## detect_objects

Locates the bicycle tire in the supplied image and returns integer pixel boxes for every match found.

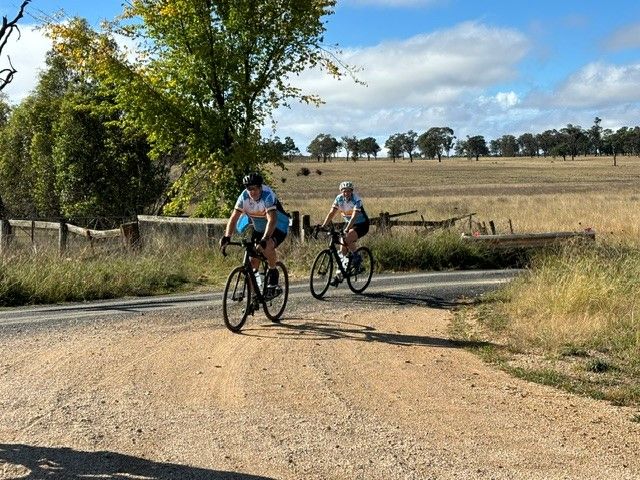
[263,261,289,322]
[222,266,251,332]
[346,246,374,294]
[309,249,333,299]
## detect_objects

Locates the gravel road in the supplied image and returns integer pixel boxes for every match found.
[1,293,639,479]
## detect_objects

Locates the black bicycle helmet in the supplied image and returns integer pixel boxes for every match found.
[242,172,263,187]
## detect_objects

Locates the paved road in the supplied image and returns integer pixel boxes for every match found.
[0,269,519,329]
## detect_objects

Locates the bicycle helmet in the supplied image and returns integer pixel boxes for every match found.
[243,172,263,188]
[339,181,354,191]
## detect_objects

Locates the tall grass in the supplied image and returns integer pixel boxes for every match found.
[499,244,640,357]
[460,242,640,406]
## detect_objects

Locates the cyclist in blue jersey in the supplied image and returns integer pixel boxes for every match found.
[320,181,370,285]
[219,172,289,291]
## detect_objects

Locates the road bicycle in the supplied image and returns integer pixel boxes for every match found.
[309,224,374,299]
[221,239,289,332]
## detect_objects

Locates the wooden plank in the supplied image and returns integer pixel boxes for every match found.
[64,224,120,239]
[137,215,227,226]
[9,219,60,230]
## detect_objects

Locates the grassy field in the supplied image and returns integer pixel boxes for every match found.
[271,156,640,243]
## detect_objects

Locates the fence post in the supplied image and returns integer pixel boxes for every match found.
[377,212,390,234]
[0,219,12,254]
[301,214,311,242]
[58,221,68,255]
[290,211,300,239]
[489,220,496,235]
[121,222,141,251]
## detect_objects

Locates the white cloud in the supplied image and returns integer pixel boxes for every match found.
[291,21,529,111]
[271,21,529,150]
[603,22,640,51]
[1,24,51,104]
[537,62,640,108]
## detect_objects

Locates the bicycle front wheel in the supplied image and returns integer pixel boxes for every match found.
[347,246,374,294]
[222,266,251,332]
[263,261,289,322]
[309,249,333,299]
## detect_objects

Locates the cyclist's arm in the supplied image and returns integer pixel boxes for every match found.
[262,209,277,241]
[224,209,243,237]
[321,206,338,227]
[344,208,359,232]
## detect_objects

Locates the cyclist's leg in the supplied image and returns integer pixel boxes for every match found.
[265,229,287,289]
[249,230,262,271]
[348,221,369,268]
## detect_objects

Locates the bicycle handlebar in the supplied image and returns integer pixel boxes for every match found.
[220,239,261,258]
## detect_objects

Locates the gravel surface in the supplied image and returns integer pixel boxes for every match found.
[1,301,639,479]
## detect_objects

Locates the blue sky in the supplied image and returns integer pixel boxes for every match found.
[3,0,640,154]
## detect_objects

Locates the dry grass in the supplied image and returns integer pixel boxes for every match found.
[271,156,640,242]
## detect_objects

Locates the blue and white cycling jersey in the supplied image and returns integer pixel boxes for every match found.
[234,185,289,233]
[332,192,368,224]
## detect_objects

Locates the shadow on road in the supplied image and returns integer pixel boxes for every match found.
[354,291,479,309]
[0,444,274,480]
[245,318,491,349]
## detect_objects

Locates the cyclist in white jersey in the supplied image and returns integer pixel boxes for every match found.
[320,181,370,285]
[219,172,289,290]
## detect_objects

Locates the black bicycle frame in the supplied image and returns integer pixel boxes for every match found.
[320,226,352,278]
[225,240,267,303]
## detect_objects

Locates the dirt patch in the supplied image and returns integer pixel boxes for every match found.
[1,305,639,479]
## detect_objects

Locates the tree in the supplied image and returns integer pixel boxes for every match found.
[588,117,603,156]
[417,127,455,162]
[517,133,538,157]
[466,135,489,161]
[400,130,418,162]
[384,133,404,162]
[0,50,167,221]
[0,1,30,91]
[358,136,380,160]
[496,134,518,157]
[307,133,338,162]
[282,137,300,160]
[341,136,358,161]
[560,124,586,160]
[48,1,348,216]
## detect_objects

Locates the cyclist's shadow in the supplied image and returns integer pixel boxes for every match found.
[264,318,490,348]
[0,443,275,480]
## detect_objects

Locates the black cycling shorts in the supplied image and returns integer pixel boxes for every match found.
[252,228,287,248]
[348,220,369,239]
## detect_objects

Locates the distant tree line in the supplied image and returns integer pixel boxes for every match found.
[302,117,640,166]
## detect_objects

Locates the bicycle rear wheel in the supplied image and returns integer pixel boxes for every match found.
[222,266,251,332]
[309,249,333,299]
[346,246,374,294]
[263,261,289,322]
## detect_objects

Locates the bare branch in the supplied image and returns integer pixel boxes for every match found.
[0,0,31,91]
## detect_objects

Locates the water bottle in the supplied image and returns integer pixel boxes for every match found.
[254,269,264,290]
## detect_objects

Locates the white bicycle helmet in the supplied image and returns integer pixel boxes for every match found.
[339,181,354,191]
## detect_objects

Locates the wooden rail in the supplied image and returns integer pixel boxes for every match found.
[1,218,131,255]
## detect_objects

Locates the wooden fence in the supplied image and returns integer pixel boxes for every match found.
[0,211,596,255]
[0,218,135,255]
